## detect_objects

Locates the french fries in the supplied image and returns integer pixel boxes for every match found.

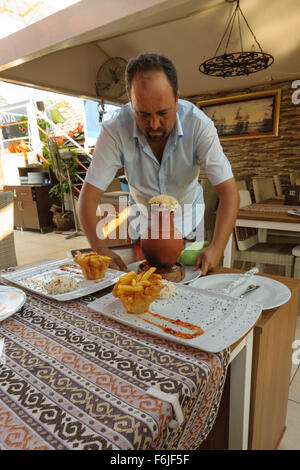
[141,267,156,280]
[118,271,136,283]
[74,251,111,280]
[112,267,163,314]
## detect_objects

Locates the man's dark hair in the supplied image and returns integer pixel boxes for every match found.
[125,53,178,99]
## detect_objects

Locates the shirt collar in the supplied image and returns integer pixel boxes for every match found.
[175,112,183,138]
[133,119,141,140]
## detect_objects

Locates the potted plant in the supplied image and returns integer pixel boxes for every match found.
[45,145,79,231]
[18,106,80,231]
[50,203,75,231]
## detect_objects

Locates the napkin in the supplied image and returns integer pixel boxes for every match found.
[147,385,184,426]
[221,267,259,294]
[178,241,209,265]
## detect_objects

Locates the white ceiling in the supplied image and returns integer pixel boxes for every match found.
[0,0,299,101]
[0,0,80,39]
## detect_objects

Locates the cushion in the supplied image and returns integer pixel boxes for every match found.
[292,245,300,256]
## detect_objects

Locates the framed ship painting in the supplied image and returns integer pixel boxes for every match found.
[196,89,281,141]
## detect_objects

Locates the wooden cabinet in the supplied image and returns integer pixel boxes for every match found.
[199,268,300,450]
[248,275,300,449]
[3,185,56,233]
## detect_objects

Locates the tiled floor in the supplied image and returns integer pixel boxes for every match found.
[278,315,300,450]
[13,228,91,266]
[11,229,300,450]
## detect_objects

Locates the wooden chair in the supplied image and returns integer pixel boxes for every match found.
[236,179,247,190]
[292,245,300,278]
[252,177,275,203]
[0,191,17,269]
[290,171,300,185]
[251,176,300,244]
[232,190,295,276]
[200,178,218,243]
[239,189,252,207]
[273,175,283,196]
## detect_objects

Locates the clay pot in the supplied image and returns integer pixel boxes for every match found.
[140,209,183,268]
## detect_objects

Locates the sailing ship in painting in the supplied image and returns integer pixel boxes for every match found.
[202,96,274,137]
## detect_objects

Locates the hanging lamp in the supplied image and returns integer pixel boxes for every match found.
[199,0,274,78]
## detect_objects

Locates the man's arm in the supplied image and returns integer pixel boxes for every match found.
[78,181,128,271]
[194,177,239,275]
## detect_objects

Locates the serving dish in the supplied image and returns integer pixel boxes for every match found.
[192,273,291,310]
[2,258,123,301]
[87,284,262,352]
[0,286,27,321]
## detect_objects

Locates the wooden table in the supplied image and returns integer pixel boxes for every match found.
[223,197,300,268]
[0,263,230,451]
[199,267,300,450]
[2,250,298,450]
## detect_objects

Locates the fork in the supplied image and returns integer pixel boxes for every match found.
[181,270,202,285]
[239,284,260,298]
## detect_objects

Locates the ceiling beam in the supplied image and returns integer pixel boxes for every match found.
[0,0,194,72]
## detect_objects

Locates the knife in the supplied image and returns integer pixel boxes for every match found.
[221,267,259,294]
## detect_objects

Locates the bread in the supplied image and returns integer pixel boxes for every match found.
[149,194,179,212]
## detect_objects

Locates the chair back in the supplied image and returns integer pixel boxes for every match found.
[252,177,275,203]
[273,175,283,196]
[236,179,247,190]
[200,178,218,242]
[0,191,17,269]
[290,171,300,185]
[239,189,252,207]
[234,190,258,251]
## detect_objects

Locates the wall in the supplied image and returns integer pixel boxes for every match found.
[188,79,300,190]
[0,151,38,186]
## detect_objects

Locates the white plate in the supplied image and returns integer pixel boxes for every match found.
[127,260,202,285]
[0,286,26,321]
[2,258,123,301]
[87,285,262,353]
[191,274,291,310]
[288,209,300,217]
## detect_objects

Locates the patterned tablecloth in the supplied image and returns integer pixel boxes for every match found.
[0,276,229,451]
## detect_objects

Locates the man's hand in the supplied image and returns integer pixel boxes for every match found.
[96,246,129,272]
[193,244,223,276]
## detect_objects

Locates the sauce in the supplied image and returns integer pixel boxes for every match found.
[59,264,82,275]
[143,311,204,339]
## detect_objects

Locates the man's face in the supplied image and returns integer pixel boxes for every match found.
[131,70,179,142]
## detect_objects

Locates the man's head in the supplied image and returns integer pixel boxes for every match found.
[125,53,179,142]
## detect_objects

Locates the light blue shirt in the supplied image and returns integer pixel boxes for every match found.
[86,99,233,237]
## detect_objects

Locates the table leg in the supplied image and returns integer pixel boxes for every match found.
[223,232,233,268]
[228,329,253,450]
[258,228,268,242]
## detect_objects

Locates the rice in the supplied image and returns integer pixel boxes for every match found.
[158,280,178,299]
[45,275,78,295]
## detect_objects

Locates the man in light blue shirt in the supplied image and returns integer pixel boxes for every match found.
[79,53,239,274]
